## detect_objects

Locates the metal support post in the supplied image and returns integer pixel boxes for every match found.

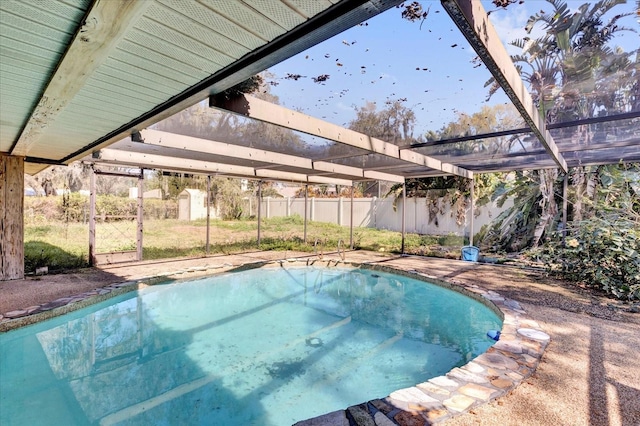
[469,176,475,247]
[401,181,406,255]
[257,180,262,248]
[136,169,144,261]
[350,186,354,249]
[206,175,211,255]
[89,167,96,266]
[303,184,308,244]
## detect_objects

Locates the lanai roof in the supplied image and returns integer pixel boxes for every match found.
[1,0,638,182]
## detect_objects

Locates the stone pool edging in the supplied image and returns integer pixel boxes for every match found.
[0,257,550,426]
[0,262,237,332]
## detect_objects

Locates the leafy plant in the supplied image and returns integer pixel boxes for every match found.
[385,173,504,227]
[211,178,244,220]
[536,216,640,300]
[530,163,640,299]
[59,192,89,222]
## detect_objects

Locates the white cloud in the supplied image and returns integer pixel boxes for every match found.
[488,6,545,55]
[378,72,398,82]
[335,101,353,112]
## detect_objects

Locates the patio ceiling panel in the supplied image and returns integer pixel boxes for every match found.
[197,0,294,40]
[9,0,152,158]
[286,1,341,18]
[20,0,257,161]
[0,0,90,153]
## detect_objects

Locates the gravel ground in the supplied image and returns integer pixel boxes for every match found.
[1,252,638,425]
[431,263,640,426]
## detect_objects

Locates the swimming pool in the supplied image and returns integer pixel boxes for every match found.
[0,265,502,425]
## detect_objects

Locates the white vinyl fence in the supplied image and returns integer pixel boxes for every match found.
[249,196,511,237]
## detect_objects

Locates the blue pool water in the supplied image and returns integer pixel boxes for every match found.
[0,266,501,425]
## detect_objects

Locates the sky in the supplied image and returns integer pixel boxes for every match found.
[264,0,640,140]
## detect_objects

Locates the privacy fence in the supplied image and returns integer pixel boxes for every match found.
[246,196,510,237]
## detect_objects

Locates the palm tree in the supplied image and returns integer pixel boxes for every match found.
[480,0,638,250]
[510,0,636,119]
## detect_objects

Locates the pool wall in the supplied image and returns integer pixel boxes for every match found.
[0,256,549,425]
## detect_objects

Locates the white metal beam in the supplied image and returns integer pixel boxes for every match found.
[140,129,313,169]
[441,0,568,173]
[312,161,362,177]
[307,175,353,186]
[256,169,352,186]
[10,0,151,156]
[95,149,256,176]
[363,170,405,183]
[210,94,473,178]
[94,148,353,186]
[138,129,403,182]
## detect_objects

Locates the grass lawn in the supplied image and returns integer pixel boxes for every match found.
[24,216,466,273]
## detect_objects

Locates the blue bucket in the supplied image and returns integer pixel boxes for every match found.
[461,245,479,262]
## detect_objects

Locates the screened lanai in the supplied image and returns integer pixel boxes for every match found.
[1,0,638,279]
[85,0,639,183]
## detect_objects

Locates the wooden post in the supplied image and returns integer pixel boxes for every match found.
[89,167,96,266]
[0,155,24,280]
[206,175,211,255]
[136,170,144,261]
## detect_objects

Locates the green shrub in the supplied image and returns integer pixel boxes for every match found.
[96,194,137,218]
[26,195,179,224]
[537,216,640,300]
[59,192,89,222]
[25,197,62,223]
[143,199,178,219]
[437,233,465,246]
[24,241,87,273]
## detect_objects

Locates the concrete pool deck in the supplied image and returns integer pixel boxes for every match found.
[1,250,639,425]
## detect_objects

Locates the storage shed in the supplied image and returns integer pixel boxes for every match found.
[178,189,208,221]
